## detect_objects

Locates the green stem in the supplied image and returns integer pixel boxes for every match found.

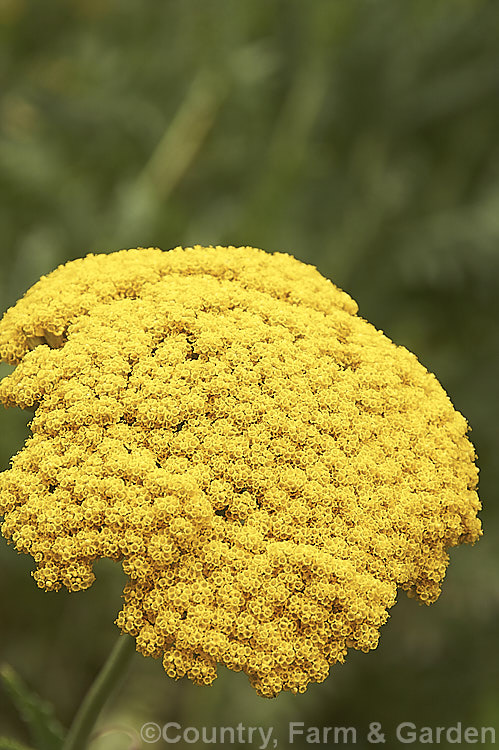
[62,634,136,750]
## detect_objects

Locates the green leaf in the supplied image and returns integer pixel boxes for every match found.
[0,738,35,750]
[0,665,64,750]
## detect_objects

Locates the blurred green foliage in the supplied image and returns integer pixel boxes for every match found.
[1,0,498,747]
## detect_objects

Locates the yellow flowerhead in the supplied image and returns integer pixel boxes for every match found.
[0,246,481,697]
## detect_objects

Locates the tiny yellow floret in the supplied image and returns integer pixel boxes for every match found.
[0,246,481,697]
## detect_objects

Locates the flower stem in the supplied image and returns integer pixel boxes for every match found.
[62,634,136,750]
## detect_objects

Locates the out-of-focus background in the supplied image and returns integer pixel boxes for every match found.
[1,1,498,747]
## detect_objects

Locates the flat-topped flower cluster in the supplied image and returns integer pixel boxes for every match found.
[0,246,481,697]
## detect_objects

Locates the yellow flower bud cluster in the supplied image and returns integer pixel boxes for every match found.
[0,246,481,697]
